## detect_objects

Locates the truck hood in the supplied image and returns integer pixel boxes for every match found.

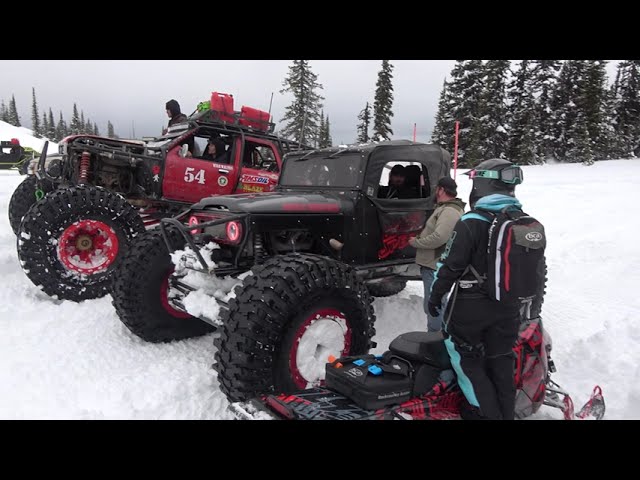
[60,134,146,146]
[192,191,343,214]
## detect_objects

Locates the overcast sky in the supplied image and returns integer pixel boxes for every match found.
[0,60,621,144]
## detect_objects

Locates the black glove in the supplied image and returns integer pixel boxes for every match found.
[427,298,441,318]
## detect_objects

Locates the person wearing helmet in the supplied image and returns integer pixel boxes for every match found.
[427,158,525,420]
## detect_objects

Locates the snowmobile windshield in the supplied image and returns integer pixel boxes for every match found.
[280,152,364,188]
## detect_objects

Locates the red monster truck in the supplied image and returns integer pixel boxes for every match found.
[13,92,308,302]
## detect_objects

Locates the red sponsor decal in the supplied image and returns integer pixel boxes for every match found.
[240,174,270,185]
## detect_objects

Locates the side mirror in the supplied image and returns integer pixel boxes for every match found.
[179,144,189,158]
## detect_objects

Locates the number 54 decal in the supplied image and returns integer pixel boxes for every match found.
[184,167,206,185]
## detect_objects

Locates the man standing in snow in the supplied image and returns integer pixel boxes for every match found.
[428,158,525,420]
[409,177,465,332]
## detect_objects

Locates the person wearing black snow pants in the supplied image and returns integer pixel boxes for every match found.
[442,296,520,419]
[428,158,526,420]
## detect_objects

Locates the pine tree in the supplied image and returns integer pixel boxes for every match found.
[530,60,562,160]
[94,122,100,136]
[42,112,49,139]
[317,114,332,148]
[580,60,609,160]
[0,100,8,123]
[279,60,325,146]
[566,110,594,164]
[356,102,371,143]
[47,108,56,140]
[85,119,93,136]
[107,120,115,138]
[325,116,332,148]
[80,111,86,134]
[508,60,539,164]
[613,60,640,158]
[317,113,326,148]
[70,104,81,135]
[446,60,486,166]
[480,60,510,159]
[431,79,455,151]
[9,94,21,127]
[55,111,67,142]
[549,60,589,161]
[31,87,41,137]
[372,60,394,141]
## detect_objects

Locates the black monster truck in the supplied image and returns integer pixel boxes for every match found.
[112,140,456,402]
[13,103,307,302]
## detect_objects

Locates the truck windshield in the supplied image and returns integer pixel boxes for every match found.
[280,152,363,188]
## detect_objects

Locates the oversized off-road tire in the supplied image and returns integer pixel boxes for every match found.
[214,254,377,403]
[8,175,55,235]
[112,228,215,342]
[17,186,145,302]
[366,278,408,298]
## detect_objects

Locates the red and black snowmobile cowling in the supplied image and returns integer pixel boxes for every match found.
[229,318,605,420]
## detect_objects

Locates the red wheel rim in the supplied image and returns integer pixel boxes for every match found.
[57,219,119,275]
[289,308,352,390]
[160,270,191,319]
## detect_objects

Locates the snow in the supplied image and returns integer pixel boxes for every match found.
[0,120,58,154]
[295,314,349,387]
[1,158,640,419]
[170,243,246,323]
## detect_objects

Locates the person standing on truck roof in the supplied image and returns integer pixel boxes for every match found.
[164,99,188,134]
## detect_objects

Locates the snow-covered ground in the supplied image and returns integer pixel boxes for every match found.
[1,135,639,418]
[0,121,57,153]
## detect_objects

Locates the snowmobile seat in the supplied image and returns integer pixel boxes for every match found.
[389,331,452,370]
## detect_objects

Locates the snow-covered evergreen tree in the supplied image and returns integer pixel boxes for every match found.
[55,111,66,142]
[613,60,640,157]
[372,60,394,141]
[41,112,48,139]
[566,110,594,164]
[47,108,56,140]
[9,95,21,127]
[508,60,539,164]
[581,60,609,159]
[446,60,485,166]
[94,122,100,136]
[70,104,81,135]
[80,111,86,134]
[480,60,510,159]
[549,61,582,161]
[279,60,325,146]
[107,120,115,138]
[431,79,455,151]
[0,100,8,123]
[356,102,371,143]
[323,115,332,147]
[317,113,326,148]
[530,60,561,160]
[31,88,41,137]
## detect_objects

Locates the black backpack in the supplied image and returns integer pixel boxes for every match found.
[471,208,546,303]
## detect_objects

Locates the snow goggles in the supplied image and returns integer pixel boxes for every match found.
[468,166,523,185]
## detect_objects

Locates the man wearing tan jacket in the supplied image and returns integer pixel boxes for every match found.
[409,177,465,331]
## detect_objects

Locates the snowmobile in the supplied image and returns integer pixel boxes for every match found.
[229,316,605,420]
